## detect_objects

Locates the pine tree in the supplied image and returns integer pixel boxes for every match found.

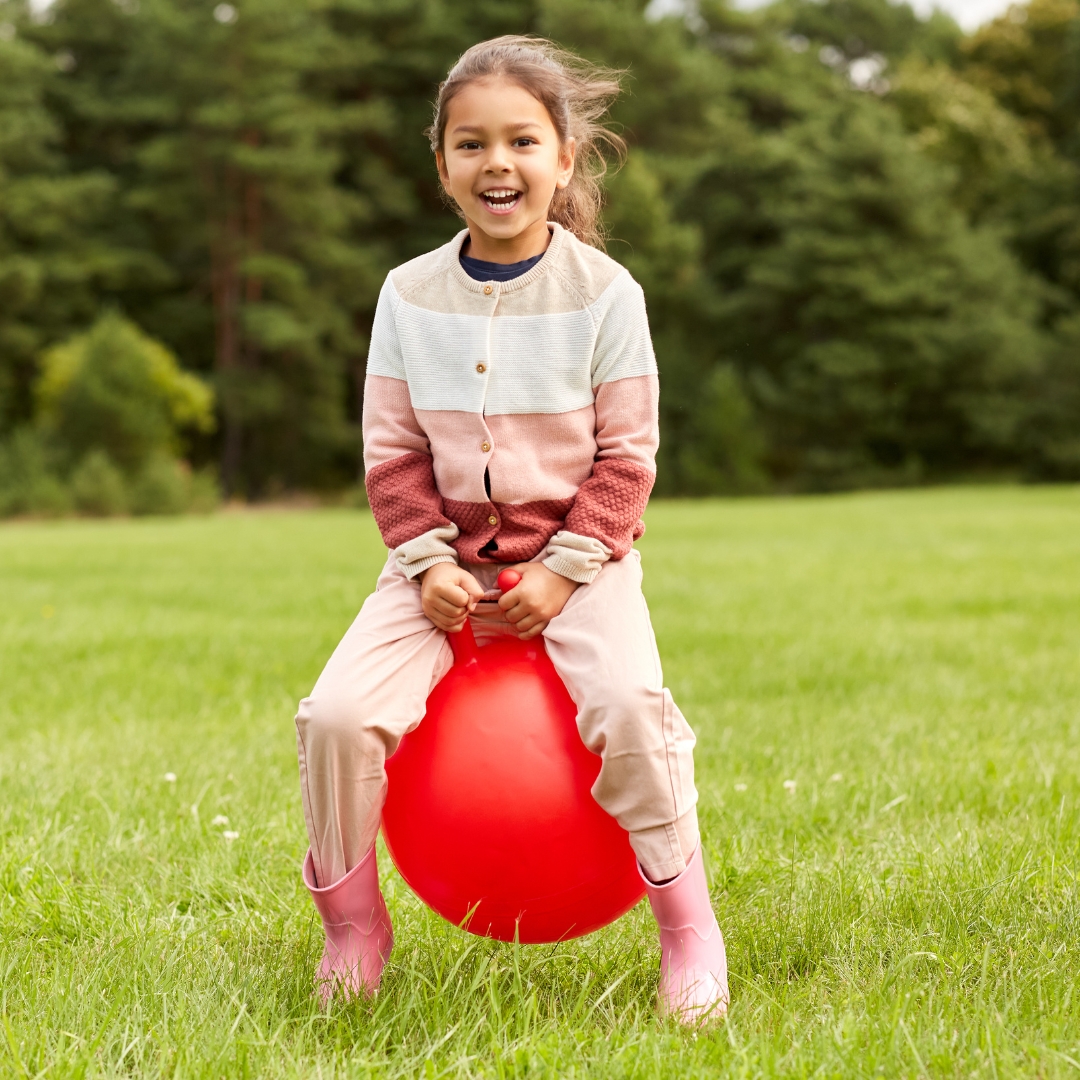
[668,4,1046,487]
[35,0,368,494]
[888,57,1036,222]
[6,0,1073,494]
[959,0,1080,477]
[0,8,120,435]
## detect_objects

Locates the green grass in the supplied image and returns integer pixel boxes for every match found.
[2,487,1079,1078]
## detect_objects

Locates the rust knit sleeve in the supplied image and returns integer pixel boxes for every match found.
[362,280,458,576]
[544,375,659,581]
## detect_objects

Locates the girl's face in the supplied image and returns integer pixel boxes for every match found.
[436,76,575,260]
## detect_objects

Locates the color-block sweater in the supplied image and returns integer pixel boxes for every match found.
[362,222,659,585]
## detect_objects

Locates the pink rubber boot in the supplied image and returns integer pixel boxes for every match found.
[302,845,393,1004]
[640,844,729,1024]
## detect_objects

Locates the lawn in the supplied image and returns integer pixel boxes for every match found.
[1,486,1079,1078]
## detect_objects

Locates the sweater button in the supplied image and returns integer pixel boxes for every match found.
[483,285,493,295]
[476,363,486,374]
[488,515,498,526]
[481,441,491,453]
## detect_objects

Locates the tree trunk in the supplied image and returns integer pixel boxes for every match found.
[209,159,244,495]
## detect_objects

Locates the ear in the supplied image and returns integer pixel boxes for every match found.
[555,137,576,191]
[435,150,454,196]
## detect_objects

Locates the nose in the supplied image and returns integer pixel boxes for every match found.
[484,143,512,173]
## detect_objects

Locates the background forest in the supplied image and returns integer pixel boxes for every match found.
[1,0,1079,510]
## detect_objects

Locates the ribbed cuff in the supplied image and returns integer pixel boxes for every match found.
[630,808,700,883]
[542,553,601,585]
[399,553,458,581]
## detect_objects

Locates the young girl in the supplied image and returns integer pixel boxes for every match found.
[294,35,728,1024]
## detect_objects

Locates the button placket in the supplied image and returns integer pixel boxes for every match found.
[476,282,497,393]
[478,283,498,511]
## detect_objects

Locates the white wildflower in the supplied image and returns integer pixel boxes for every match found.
[783,779,797,793]
[223,831,239,842]
[734,783,748,792]
[212,815,229,827]
[163,773,177,783]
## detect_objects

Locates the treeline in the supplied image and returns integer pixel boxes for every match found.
[1,0,1079,509]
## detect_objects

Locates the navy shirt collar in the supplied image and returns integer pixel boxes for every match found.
[459,250,545,282]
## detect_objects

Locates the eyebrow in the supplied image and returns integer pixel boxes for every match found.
[451,121,545,135]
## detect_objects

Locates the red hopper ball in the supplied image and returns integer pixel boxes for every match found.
[381,567,644,942]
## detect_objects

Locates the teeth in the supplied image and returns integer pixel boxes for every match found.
[483,190,520,201]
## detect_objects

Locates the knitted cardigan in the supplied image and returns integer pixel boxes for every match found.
[362,223,659,585]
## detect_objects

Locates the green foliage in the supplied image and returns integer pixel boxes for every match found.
[2,0,1079,492]
[24,0,385,495]
[65,450,221,518]
[701,91,1043,485]
[0,311,218,518]
[771,0,963,66]
[956,0,1080,330]
[130,453,192,515]
[889,56,1036,220]
[0,9,136,434]
[675,365,768,493]
[0,426,70,516]
[188,466,223,514]
[962,0,1080,142]
[70,449,128,515]
[1022,311,1080,475]
[36,311,214,475]
[2,492,1080,1073]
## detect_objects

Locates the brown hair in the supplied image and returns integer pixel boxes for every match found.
[429,36,626,250]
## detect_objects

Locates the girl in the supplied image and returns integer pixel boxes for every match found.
[294,35,728,1025]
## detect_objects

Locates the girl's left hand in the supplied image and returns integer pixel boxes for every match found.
[497,563,581,640]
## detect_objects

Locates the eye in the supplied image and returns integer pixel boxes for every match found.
[457,140,482,151]
[512,137,538,147]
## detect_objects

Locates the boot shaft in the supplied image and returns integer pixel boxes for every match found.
[639,843,712,932]
[303,845,382,930]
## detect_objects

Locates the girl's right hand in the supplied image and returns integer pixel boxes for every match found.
[419,562,485,633]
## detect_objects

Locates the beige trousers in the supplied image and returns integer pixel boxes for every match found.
[295,550,699,887]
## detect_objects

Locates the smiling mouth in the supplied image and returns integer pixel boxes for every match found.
[480,189,523,213]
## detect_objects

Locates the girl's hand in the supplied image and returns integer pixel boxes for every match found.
[419,562,485,633]
[498,563,581,640]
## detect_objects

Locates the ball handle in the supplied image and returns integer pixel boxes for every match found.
[447,620,479,666]
[447,567,522,667]
[497,568,522,593]
[442,565,518,665]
